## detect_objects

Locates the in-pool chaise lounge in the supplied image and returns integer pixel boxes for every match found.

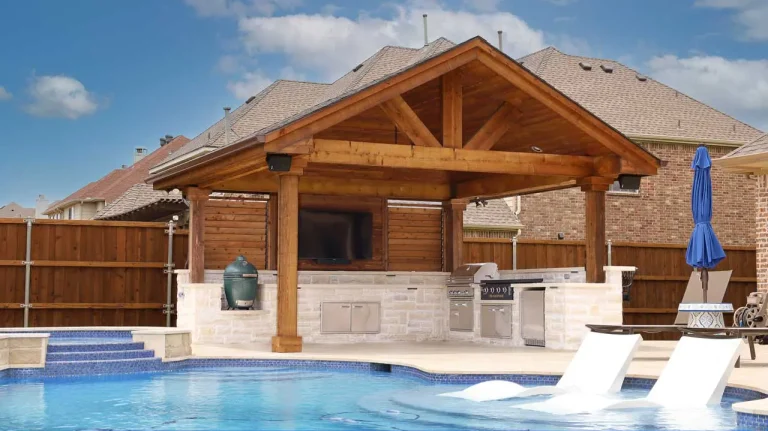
[438,331,642,402]
[516,334,743,415]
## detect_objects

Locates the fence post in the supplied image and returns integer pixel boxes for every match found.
[22,217,34,327]
[607,239,612,267]
[512,236,518,270]
[164,218,176,327]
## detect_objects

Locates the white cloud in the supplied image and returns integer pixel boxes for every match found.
[184,0,302,17]
[25,75,99,119]
[648,54,768,129]
[217,55,241,74]
[237,7,548,80]
[462,0,500,12]
[0,86,11,101]
[696,0,768,40]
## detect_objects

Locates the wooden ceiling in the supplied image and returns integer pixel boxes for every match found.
[314,59,607,157]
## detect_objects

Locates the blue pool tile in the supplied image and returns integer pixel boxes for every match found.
[47,342,144,353]
[739,412,768,430]
[46,349,154,362]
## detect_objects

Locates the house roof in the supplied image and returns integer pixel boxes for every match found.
[95,183,185,220]
[464,199,522,230]
[45,136,190,215]
[720,133,768,159]
[159,38,458,167]
[0,202,35,219]
[518,47,762,145]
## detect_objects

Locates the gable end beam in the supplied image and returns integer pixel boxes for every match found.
[379,96,441,147]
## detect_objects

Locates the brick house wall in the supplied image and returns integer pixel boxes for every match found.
[518,142,756,246]
[757,175,768,292]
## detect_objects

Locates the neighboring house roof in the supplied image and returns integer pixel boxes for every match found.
[45,136,190,215]
[464,199,522,230]
[0,202,35,219]
[95,183,185,220]
[518,47,762,145]
[720,133,768,159]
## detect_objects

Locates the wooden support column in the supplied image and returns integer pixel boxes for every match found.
[443,200,467,272]
[581,178,610,283]
[267,193,278,270]
[186,187,210,283]
[442,71,462,148]
[272,173,302,353]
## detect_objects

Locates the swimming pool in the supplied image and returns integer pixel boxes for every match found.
[0,366,747,430]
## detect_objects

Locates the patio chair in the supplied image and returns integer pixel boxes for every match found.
[438,331,642,402]
[516,334,743,415]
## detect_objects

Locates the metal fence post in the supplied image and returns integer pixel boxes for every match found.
[607,239,612,267]
[164,218,177,327]
[512,236,518,271]
[22,217,34,327]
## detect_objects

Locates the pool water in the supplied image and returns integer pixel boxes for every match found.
[0,367,741,430]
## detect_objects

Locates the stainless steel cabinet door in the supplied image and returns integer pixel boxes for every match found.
[481,305,512,338]
[350,302,381,333]
[321,302,351,333]
[449,300,473,331]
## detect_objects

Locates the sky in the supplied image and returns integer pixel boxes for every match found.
[1,0,767,208]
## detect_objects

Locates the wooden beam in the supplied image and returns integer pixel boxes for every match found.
[311,139,596,177]
[379,95,441,147]
[267,194,278,270]
[154,147,267,191]
[186,187,209,283]
[578,176,614,192]
[585,188,606,283]
[476,50,659,174]
[454,175,576,199]
[211,173,452,201]
[442,71,462,148]
[272,173,302,353]
[263,49,478,153]
[463,102,521,151]
[443,200,466,271]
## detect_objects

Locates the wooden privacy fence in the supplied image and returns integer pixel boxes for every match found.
[464,238,757,340]
[0,219,188,328]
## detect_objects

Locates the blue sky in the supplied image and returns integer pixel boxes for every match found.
[1,0,767,208]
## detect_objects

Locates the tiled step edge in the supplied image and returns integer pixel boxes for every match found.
[47,342,145,353]
[46,349,155,362]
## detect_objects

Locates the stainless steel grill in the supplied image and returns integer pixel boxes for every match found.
[447,263,498,332]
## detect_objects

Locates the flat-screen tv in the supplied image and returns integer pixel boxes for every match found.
[298,209,373,261]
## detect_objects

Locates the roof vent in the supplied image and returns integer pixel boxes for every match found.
[246,96,256,104]
[636,74,647,81]
[352,63,363,72]
[578,62,592,71]
[600,64,613,73]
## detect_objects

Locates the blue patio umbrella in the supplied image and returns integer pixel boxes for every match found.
[685,146,726,303]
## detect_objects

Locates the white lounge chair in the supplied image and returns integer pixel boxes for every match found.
[438,331,642,402]
[516,335,743,415]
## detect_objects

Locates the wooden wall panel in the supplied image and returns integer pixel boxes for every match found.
[298,195,386,271]
[388,206,443,271]
[0,219,189,327]
[204,199,267,270]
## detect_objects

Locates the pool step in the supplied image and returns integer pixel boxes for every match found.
[47,342,145,353]
[44,357,163,375]
[46,349,155,362]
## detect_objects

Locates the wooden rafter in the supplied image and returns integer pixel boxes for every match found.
[454,174,576,199]
[379,96,441,147]
[476,48,658,174]
[442,71,462,148]
[463,102,521,151]
[309,139,596,177]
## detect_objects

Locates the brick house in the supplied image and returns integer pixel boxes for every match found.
[512,48,762,246]
[715,134,768,290]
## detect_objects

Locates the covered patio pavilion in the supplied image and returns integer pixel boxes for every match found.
[149,37,660,353]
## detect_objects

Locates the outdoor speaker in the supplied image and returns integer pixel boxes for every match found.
[267,154,292,172]
[618,174,641,190]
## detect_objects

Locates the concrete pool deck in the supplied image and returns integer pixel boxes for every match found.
[192,340,768,415]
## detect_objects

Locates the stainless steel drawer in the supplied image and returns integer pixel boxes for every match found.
[481,304,512,338]
[449,300,473,331]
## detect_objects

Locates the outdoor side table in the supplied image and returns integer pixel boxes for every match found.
[678,303,734,328]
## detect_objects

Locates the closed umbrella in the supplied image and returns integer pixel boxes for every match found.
[685,146,726,303]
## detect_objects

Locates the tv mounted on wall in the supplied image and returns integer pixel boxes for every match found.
[298,209,373,262]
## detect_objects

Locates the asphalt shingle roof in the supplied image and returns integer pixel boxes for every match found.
[464,199,522,230]
[95,183,184,220]
[721,133,768,159]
